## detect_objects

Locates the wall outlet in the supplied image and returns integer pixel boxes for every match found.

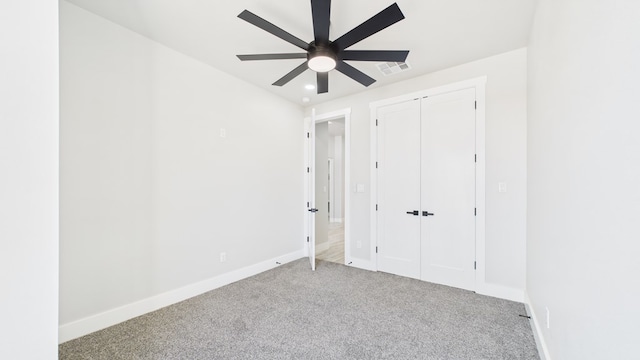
[545,306,550,329]
[219,128,227,138]
[220,252,227,263]
[357,241,362,249]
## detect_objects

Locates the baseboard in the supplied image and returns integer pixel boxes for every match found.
[315,241,330,254]
[524,292,552,360]
[59,250,305,344]
[475,282,525,303]
[344,262,524,304]
[346,258,376,272]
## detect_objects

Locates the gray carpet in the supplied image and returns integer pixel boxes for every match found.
[59,259,539,360]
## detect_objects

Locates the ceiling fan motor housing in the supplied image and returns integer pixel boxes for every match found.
[308,42,338,72]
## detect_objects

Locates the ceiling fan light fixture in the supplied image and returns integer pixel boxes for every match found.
[308,52,337,72]
[237,1,408,92]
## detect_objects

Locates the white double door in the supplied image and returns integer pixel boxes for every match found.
[376,88,477,291]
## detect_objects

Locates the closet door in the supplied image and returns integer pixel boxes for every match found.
[420,88,476,290]
[376,99,421,279]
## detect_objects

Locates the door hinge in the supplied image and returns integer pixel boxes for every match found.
[376,119,378,126]
[307,132,310,138]
[307,167,310,173]
[376,246,378,254]
[475,101,477,109]
[474,261,477,270]
[376,161,378,169]
[474,208,477,216]
[307,201,309,207]
[376,204,378,211]
[307,236,309,243]
[475,154,477,163]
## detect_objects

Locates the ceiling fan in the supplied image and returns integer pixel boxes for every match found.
[236,1,409,94]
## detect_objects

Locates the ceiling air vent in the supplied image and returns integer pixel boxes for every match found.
[376,61,411,76]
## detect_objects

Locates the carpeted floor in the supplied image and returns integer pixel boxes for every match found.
[59,259,539,359]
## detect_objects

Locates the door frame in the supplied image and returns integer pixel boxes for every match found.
[369,77,487,291]
[304,108,352,265]
[328,158,335,222]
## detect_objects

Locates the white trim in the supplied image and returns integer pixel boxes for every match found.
[343,112,352,265]
[308,109,316,270]
[303,117,311,258]
[315,241,330,254]
[313,108,352,122]
[58,250,305,343]
[474,79,487,290]
[306,108,352,265]
[525,292,552,360]
[476,283,524,303]
[369,77,489,293]
[302,117,311,257]
[347,258,377,272]
[369,104,379,270]
[369,77,487,110]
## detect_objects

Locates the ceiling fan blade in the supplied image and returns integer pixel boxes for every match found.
[335,61,376,87]
[311,0,331,44]
[238,10,309,50]
[237,53,308,61]
[273,62,309,86]
[317,72,329,94]
[341,50,409,62]
[332,3,405,50]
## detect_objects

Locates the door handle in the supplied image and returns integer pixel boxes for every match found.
[309,208,319,213]
[422,211,435,216]
[406,210,419,216]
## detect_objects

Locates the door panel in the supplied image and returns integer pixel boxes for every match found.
[377,100,421,279]
[307,113,316,270]
[421,88,476,290]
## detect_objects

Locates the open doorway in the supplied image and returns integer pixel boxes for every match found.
[305,108,351,269]
[315,119,346,264]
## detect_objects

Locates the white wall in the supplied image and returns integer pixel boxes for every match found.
[309,49,528,293]
[332,131,345,221]
[527,0,640,359]
[327,124,345,222]
[60,1,304,339]
[0,1,59,358]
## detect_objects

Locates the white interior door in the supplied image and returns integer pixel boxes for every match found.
[420,88,476,290]
[307,111,317,270]
[377,100,421,279]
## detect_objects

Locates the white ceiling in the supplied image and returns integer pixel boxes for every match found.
[64,0,536,106]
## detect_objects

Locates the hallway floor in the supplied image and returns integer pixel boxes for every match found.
[316,221,344,264]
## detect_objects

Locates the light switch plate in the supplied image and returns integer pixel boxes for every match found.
[498,182,507,193]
